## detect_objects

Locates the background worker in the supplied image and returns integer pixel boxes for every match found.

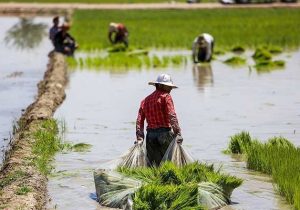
[49,16,60,45]
[54,23,78,56]
[108,22,129,48]
[192,33,214,63]
[136,74,183,166]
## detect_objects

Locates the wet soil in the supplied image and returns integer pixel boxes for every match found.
[0,53,67,210]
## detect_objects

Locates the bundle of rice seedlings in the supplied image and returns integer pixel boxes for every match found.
[133,184,202,210]
[224,56,246,66]
[255,60,285,72]
[266,137,294,149]
[228,131,252,154]
[252,48,272,61]
[116,162,242,209]
[231,46,245,53]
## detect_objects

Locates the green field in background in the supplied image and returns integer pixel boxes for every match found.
[70,8,300,51]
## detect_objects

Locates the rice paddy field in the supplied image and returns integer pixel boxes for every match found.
[70,8,300,51]
[0,0,216,2]
[1,5,300,210]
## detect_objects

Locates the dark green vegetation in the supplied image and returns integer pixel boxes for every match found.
[226,132,300,209]
[71,9,300,51]
[118,162,243,209]
[32,119,64,175]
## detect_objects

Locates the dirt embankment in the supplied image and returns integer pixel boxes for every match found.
[0,53,67,210]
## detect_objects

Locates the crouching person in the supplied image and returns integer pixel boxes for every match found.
[54,23,78,56]
[192,33,214,63]
[136,74,183,166]
[108,22,129,48]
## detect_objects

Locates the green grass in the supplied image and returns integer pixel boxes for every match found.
[226,132,300,209]
[118,161,243,208]
[0,170,28,190]
[32,119,64,175]
[15,185,31,195]
[71,8,300,51]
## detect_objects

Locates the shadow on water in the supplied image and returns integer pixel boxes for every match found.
[192,63,213,91]
[4,18,47,50]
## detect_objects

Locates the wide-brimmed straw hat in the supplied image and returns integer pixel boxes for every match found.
[148,74,178,88]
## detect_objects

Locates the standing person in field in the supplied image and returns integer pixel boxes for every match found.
[108,22,129,48]
[54,23,78,56]
[136,74,183,166]
[49,16,60,45]
[192,33,214,63]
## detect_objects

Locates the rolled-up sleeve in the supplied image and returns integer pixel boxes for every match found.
[165,95,181,136]
[136,100,145,139]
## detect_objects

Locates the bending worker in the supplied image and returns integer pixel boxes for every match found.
[192,33,214,63]
[136,74,183,166]
[108,22,129,48]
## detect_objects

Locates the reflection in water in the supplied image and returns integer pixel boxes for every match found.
[4,18,47,50]
[192,64,213,90]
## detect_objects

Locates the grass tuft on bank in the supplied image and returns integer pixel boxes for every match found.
[226,132,300,209]
[71,8,300,51]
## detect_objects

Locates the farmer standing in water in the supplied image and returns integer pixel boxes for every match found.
[136,74,183,166]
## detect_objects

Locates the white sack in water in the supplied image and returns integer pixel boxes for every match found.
[198,182,228,210]
[117,140,149,168]
[161,139,194,167]
[94,169,142,209]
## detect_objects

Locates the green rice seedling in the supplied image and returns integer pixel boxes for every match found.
[71,9,300,51]
[267,45,283,54]
[71,143,92,152]
[266,137,294,149]
[231,46,245,54]
[224,56,246,66]
[252,48,272,61]
[226,133,300,209]
[255,60,285,72]
[227,131,252,154]
[133,184,202,210]
[15,185,31,195]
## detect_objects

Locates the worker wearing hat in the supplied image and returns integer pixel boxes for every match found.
[136,74,183,166]
[108,22,129,48]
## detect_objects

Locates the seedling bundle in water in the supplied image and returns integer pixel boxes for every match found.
[94,162,242,209]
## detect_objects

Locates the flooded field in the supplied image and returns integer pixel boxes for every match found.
[49,49,300,209]
[0,16,52,164]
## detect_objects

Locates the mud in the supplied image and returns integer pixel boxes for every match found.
[0,53,67,210]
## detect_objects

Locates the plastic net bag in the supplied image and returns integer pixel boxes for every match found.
[161,139,194,167]
[117,140,149,168]
[94,169,142,209]
[198,182,228,209]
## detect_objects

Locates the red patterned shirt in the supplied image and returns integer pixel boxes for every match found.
[136,90,181,139]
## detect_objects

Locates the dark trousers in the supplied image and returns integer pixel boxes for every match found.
[146,128,174,167]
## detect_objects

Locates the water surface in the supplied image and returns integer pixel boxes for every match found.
[0,16,52,164]
[49,49,300,210]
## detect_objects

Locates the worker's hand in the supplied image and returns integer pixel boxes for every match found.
[134,137,143,145]
[176,135,183,144]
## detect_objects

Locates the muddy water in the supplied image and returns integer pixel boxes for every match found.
[49,50,300,210]
[0,17,52,164]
